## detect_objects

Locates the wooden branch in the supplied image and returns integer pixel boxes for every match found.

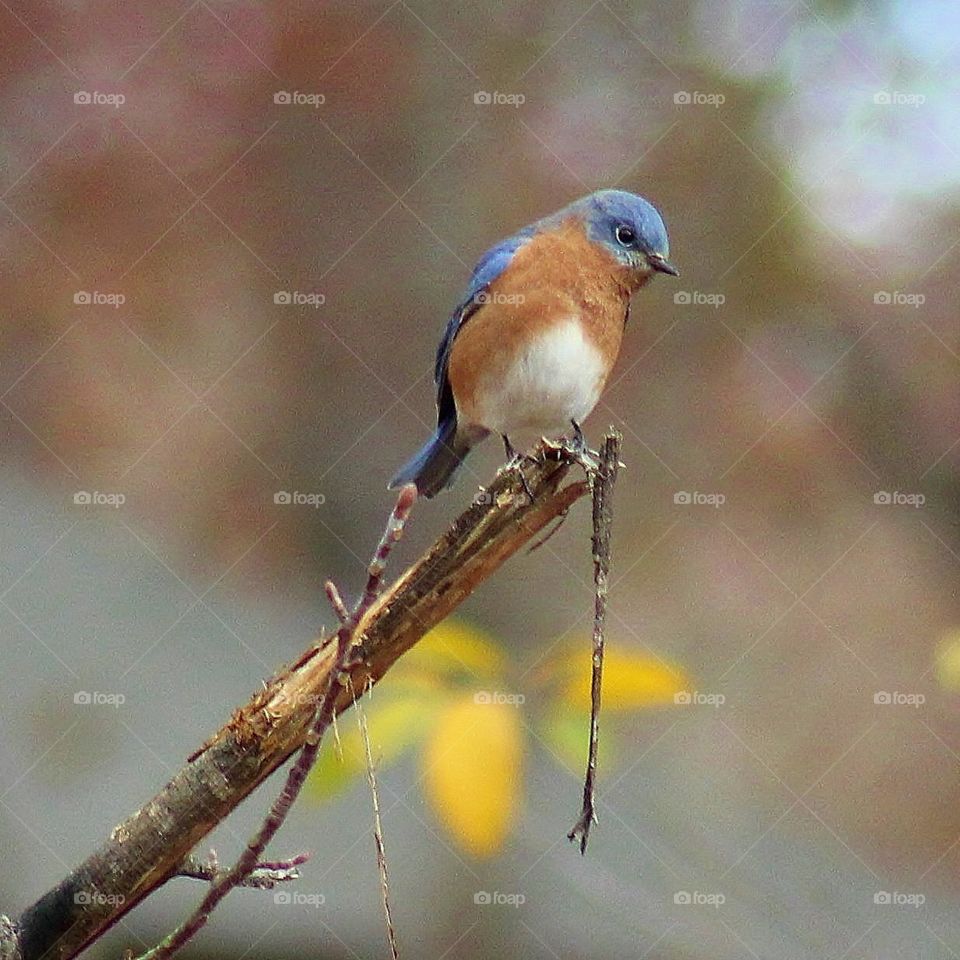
[5,441,590,960]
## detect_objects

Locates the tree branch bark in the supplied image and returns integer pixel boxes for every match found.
[5,441,591,960]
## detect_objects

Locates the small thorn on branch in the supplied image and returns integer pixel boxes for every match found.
[325,581,350,626]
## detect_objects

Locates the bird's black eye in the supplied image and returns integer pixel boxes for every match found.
[615,224,636,247]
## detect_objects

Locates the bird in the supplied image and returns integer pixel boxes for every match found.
[389,189,678,498]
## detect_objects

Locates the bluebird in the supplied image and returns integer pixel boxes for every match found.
[390,189,678,498]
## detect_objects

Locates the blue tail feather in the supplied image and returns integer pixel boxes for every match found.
[389,419,473,498]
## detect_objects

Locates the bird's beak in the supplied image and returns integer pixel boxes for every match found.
[648,253,679,277]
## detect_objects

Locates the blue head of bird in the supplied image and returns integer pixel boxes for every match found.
[574,189,679,287]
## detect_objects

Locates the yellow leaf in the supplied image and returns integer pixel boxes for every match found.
[394,620,506,684]
[935,630,960,691]
[308,697,435,800]
[553,645,688,712]
[422,693,522,858]
[381,671,448,698]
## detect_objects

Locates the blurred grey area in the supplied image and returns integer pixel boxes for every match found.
[1,1,960,958]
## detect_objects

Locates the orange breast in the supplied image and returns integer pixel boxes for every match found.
[448,218,634,427]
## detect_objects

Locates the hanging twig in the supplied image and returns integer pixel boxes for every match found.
[567,431,622,853]
[355,688,399,960]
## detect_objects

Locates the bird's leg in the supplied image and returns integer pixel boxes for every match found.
[570,419,587,454]
[551,419,599,473]
[501,434,536,501]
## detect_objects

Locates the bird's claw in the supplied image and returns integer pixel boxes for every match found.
[543,426,600,474]
[508,455,536,501]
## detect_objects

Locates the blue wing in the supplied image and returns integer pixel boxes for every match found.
[434,230,533,427]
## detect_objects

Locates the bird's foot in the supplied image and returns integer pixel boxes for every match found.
[544,420,600,474]
[499,434,537,501]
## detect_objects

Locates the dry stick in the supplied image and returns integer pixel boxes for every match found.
[346,494,414,960]
[355,497,410,620]
[354,688,399,960]
[325,581,351,625]
[130,486,418,960]
[334,486,422,960]
[567,431,622,854]
[8,440,588,960]
[324,582,351,762]
[176,852,308,890]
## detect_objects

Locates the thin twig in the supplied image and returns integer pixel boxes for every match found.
[526,514,569,553]
[177,851,309,890]
[345,489,420,960]
[325,581,350,625]
[567,431,622,853]
[253,856,313,873]
[130,486,418,960]
[355,685,399,960]
[354,487,417,624]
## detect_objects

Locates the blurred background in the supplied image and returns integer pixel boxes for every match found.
[1,1,959,957]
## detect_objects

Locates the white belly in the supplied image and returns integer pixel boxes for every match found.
[474,319,606,436]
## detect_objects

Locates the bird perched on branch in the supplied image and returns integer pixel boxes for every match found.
[390,189,678,498]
